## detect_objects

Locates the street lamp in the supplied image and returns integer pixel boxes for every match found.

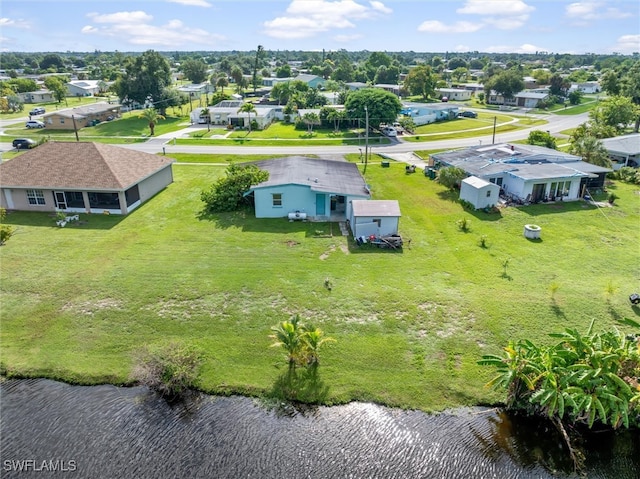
[364,105,369,175]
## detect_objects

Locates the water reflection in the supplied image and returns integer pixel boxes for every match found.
[1,379,638,478]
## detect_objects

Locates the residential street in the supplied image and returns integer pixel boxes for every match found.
[0,110,589,158]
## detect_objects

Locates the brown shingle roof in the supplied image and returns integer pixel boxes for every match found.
[0,142,174,190]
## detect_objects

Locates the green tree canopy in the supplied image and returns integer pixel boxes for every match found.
[113,50,172,108]
[404,65,437,100]
[181,58,208,84]
[569,134,612,168]
[484,70,525,104]
[43,77,68,104]
[201,164,269,213]
[344,88,402,127]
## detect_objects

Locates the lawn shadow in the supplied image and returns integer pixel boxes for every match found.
[549,300,566,320]
[269,363,329,404]
[518,201,596,216]
[2,211,125,230]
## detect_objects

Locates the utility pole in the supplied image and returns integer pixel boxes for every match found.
[364,105,369,175]
[71,115,79,142]
[492,116,497,144]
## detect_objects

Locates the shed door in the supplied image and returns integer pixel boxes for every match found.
[54,191,67,209]
[315,194,326,215]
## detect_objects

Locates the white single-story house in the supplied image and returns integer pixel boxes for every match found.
[432,143,612,203]
[436,88,472,101]
[19,90,56,103]
[399,102,459,126]
[487,90,549,108]
[600,133,640,170]
[349,200,401,238]
[177,82,214,97]
[345,82,368,91]
[460,176,501,210]
[245,157,370,220]
[0,142,174,215]
[66,80,104,97]
[374,84,401,96]
[569,82,600,94]
[195,100,278,129]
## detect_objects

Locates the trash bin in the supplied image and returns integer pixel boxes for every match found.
[381,161,390,168]
[428,168,436,179]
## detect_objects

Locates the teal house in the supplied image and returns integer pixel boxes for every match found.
[246,157,370,221]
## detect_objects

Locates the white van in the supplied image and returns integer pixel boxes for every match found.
[382,126,397,137]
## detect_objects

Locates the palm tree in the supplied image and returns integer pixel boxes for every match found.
[216,76,228,94]
[302,112,320,135]
[569,134,612,168]
[237,102,257,132]
[301,325,335,365]
[200,107,210,131]
[138,108,165,136]
[269,315,303,365]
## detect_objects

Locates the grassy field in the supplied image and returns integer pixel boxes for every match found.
[1,156,639,411]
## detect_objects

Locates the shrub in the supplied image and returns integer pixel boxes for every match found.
[0,207,14,246]
[132,342,203,398]
[456,217,470,232]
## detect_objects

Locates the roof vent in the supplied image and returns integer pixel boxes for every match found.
[314,178,318,183]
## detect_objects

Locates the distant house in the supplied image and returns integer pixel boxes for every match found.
[374,84,401,96]
[263,74,325,89]
[66,80,104,97]
[487,90,549,108]
[245,157,370,220]
[345,82,368,91]
[432,143,611,203]
[601,133,640,170]
[399,102,459,126]
[436,88,472,101]
[349,200,401,238]
[459,177,500,210]
[569,82,600,94]
[19,90,55,104]
[42,102,121,130]
[0,142,174,215]
[197,100,278,129]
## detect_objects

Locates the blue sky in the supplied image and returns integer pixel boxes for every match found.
[1,0,639,54]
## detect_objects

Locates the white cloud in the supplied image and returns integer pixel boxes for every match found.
[486,43,544,53]
[262,0,391,39]
[82,10,225,48]
[0,17,31,29]
[87,11,153,24]
[369,1,392,15]
[166,0,212,6]
[417,20,483,34]
[457,0,534,16]
[609,34,640,54]
[565,1,632,21]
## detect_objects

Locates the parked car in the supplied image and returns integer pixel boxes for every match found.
[12,138,37,149]
[458,111,478,118]
[29,107,46,116]
[26,120,45,129]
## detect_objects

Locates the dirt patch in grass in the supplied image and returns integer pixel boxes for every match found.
[285,240,300,247]
[319,244,337,260]
[62,298,123,316]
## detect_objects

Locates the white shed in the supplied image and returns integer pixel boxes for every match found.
[460,176,500,210]
[349,200,401,238]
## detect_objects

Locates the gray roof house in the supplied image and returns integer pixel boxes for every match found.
[487,90,549,108]
[601,133,640,169]
[0,142,174,215]
[246,157,370,220]
[432,143,611,203]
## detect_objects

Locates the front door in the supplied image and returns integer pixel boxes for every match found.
[54,191,67,209]
[316,194,326,215]
[531,183,546,202]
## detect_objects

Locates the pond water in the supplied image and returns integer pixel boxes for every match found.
[1,379,638,478]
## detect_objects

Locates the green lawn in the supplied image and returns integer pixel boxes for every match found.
[1,113,190,144]
[1,157,638,412]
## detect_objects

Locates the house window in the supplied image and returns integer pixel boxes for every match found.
[496,177,503,186]
[272,193,282,207]
[26,189,46,205]
[373,219,381,226]
[486,190,492,197]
